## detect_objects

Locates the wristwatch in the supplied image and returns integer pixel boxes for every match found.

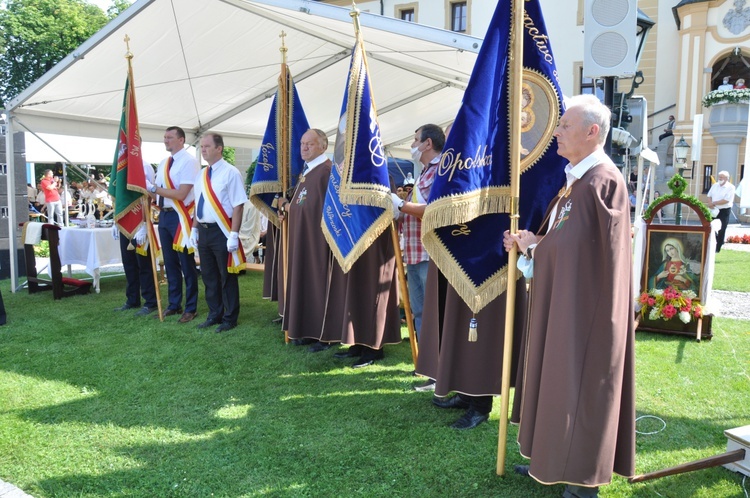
[398,200,405,211]
[525,243,537,260]
[149,185,157,194]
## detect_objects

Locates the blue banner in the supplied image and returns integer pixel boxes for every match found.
[422,0,567,313]
[322,31,393,273]
[249,66,310,227]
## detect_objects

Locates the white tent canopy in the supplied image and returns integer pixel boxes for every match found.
[7,0,481,150]
[5,0,482,289]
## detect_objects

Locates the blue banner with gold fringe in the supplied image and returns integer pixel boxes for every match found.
[422,0,567,313]
[249,65,309,227]
[322,23,393,273]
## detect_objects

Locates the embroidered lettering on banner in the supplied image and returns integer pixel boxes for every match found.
[451,224,471,236]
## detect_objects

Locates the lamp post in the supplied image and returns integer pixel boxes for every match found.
[673,136,690,224]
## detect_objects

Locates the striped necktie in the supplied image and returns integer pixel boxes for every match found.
[158,156,173,209]
[197,166,212,219]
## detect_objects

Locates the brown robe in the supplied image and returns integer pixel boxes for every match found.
[517,160,636,487]
[262,224,282,313]
[416,262,526,397]
[337,229,401,349]
[281,160,344,341]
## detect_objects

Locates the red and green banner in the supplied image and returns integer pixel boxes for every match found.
[109,62,147,239]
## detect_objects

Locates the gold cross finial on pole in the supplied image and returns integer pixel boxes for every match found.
[279,30,288,64]
[350,1,361,32]
[124,34,133,60]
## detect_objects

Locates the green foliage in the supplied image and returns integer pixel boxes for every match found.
[245,158,257,191]
[105,0,131,19]
[0,0,109,105]
[0,261,748,497]
[221,145,235,165]
[643,174,713,221]
[32,240,49,257]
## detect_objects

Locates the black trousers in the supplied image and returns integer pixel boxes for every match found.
[716,207,731,252]
[0,287,6,325]
[198,224,240,325]
[456,394,493,415]
[119,234,157,309]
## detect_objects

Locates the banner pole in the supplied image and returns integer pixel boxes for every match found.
[143,198,164,321]
[497,0,524,476]
[278,32,291,344]
[390,222,418,365]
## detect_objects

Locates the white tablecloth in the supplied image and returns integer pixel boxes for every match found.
[59,227,121,291]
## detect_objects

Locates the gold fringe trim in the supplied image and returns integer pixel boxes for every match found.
[422,230,521,314]
[321,209,392,273]
[422,188,512,233]
[338,189,392,212]
[249,182,281,228]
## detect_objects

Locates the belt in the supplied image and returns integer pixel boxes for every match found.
[161,207,175,212]
[198,221,218,228]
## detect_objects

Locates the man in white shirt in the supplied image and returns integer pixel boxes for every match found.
[147,126,200,323]
[706,170,736,252]
[191,133,247,333]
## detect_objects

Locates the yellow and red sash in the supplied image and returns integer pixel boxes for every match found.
[161,159,196,254]
[135,220,161,259]
[200,167,246,273]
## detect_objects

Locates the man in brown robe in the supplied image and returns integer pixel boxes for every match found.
[332,230,402,368]
[415,262,527,429]
[504,94,635,498]
[279,129,343,349]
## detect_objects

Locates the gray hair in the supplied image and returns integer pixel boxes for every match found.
[565,94,611,145]
[718,170,730,179]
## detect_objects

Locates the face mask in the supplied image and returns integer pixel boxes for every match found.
[719,179,726,186]
[410,143,423,162]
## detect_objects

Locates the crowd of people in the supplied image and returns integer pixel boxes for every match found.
[28,166,113,225]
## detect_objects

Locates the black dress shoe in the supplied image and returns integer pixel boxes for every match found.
[157,308,183,319]
[450,408,489,430]
[513,465,530,477]
[308,342,333,353]
[114,303,138,311]
[333,345,364,359]
[432,394,470,409]
[197,318,221,329]
[351,349,384,368]
[291,338,316,346]
[562,484,599,498]
[134,306,157,317]
[215,322,237,333]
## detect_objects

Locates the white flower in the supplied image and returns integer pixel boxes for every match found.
[649,308,660,320]
[678,311,691,324]
[683,290,697,300]
[653,288,664,296]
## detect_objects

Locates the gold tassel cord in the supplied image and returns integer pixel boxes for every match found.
[468,316,478,342]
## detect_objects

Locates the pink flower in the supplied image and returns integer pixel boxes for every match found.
[639,293,650,304]
[662,304,677,319]
[647,297,656,306]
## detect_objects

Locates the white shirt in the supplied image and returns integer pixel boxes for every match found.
[548,149,609,231]
[707,181,735,215]
[302,153,328,176]
[155,147,199,208]
[193,159,248,223]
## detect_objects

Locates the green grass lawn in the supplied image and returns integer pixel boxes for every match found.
[1,251,749,497]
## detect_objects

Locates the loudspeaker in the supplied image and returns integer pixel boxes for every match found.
[583,0,637,78]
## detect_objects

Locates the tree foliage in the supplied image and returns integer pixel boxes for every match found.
[0,0,112,106]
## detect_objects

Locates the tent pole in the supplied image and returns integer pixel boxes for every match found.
[4,111,20,292]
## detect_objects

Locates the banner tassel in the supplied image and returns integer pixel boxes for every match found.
[468,316,478,342]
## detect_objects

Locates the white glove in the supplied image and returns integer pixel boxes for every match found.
[227,232,240,252]
[391,193,403,220]
[135,225,147,245]
[189,227,199,248]
[227,231,239,253]
[111,224,119,240]
[146,180,154,192]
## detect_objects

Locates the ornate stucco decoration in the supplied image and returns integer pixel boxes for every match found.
[724,0,750,35]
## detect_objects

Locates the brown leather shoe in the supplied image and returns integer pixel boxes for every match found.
[178,311,197,323]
